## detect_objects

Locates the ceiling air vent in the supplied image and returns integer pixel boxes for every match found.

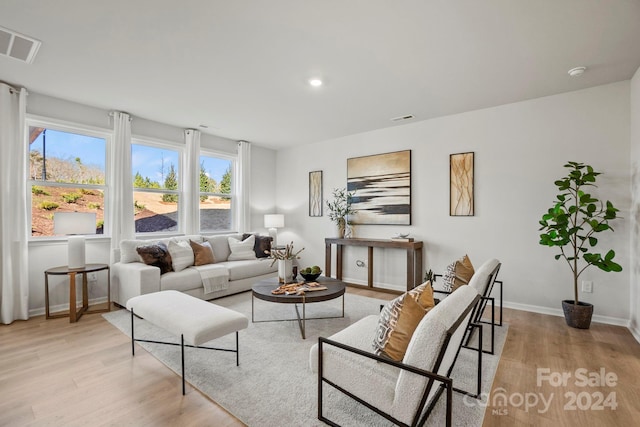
[390,114,414,122]
[0,26,41,64]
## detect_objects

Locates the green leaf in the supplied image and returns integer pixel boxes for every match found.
[605,250,615,261]
[589,237,597,246]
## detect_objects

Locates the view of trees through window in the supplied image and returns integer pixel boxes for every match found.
[132,144,180,233]
[28,126,236,237]
[29,126,106,237]
[200,154,233,232]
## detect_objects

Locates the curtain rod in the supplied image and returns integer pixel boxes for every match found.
[0,80,23,94]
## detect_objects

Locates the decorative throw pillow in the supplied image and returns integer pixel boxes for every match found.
[228,235,257,261]
[242,233,273,258]
[168,240,195,272]
[373,281,436,361]
[189,239,215,266]
[442,254,474,292]
[136,242,173,274]
[120,239,144,263]
[382,296,429,361]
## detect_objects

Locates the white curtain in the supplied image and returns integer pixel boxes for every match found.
[237,140,251,232]
[182,129,200,235]
[0,83,29,324]
[108,111,135,263]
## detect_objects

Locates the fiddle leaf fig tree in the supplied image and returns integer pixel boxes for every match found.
[538,162,622,305]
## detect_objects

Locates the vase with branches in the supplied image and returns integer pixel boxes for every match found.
[268,242,304,283]
[538,161,622,328]
[326,187,357,238]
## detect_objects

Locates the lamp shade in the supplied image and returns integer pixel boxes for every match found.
[264,214,284,229]
[54,212,97,235]
[54,212,96,269]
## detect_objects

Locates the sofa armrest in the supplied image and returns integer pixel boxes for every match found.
[112,262,161,307]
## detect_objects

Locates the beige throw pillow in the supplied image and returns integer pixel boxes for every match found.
[228,235,257,261]
[168,240,194,272]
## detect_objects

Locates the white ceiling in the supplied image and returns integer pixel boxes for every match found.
[1,1,639,150]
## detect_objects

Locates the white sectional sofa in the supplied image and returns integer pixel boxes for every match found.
[112,233,277,307]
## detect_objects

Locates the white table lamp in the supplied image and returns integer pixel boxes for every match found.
[264,214,284,246]
[54,212,97,269]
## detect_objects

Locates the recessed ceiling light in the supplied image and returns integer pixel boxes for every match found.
[568,66,586,77]
[309,78,323,87]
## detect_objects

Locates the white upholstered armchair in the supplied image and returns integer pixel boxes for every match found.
[310,285,481,427]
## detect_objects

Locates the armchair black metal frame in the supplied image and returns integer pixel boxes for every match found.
[317,294,480,427]
[433,262,502,355]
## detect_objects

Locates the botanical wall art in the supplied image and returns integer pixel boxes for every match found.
[347,150,411,225]
[309,170,323,217]
[450,152,474,216]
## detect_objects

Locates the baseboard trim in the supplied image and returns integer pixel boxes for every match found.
[503,300,630,327]
[629,324,640,344]
[29,296,109,318]
[341,277,405,292]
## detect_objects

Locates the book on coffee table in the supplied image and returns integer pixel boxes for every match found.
[298,283,327,292]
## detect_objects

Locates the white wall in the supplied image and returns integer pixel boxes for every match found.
[630,68,640,340]
[249,145,278,232]
[276,81,632,324]
[25,93,277,315]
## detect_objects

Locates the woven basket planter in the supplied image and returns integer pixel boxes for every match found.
[561,300,594,329]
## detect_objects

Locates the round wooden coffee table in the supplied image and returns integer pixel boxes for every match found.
[251,276,346,339]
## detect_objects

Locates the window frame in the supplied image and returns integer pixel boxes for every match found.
[131,136,184,236]
[26,115,111,241]
[198,149,237,234]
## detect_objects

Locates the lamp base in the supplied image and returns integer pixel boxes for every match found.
[268,228,277,248]
[68,235,86,269]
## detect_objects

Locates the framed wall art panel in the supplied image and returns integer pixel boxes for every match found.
[309,170,323,217]
[450,152,474,216]
[347,150,411,225]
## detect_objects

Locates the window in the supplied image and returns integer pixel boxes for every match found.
[28,122,107,237]
[199,153,235,232]
[131,141,181,234]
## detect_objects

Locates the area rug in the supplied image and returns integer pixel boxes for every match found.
[104,292,508,426]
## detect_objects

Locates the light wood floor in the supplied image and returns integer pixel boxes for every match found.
[1,288,638,426]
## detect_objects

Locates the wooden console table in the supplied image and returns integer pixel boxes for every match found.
[325,238,423,291]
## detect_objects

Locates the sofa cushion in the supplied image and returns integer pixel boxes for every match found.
[136,242,173,275]
[242,233,273,258]
[205,234,242,262]
[228,235,257,261]
[190,240,215,266]
[220,259,277,281]
[160,267,203,293]
[442,254,474,292]
[168,240,194,272]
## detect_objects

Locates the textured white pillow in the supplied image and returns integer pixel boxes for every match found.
[227,235,257,261]
[120,240,144,263]
[168,240,194,272]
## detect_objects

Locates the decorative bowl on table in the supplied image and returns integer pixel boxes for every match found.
[300,266,322,282]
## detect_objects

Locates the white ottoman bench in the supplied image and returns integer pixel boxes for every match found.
[126,290,249,394]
